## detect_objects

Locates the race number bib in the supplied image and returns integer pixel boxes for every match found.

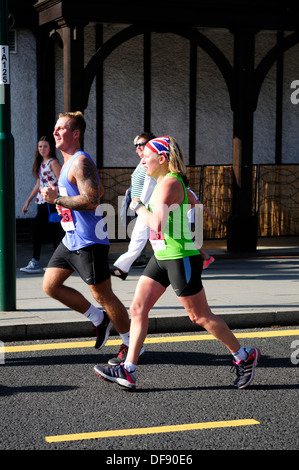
[58,187,75,231]
[149,228,166,251]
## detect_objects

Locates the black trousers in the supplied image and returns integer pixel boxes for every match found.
[32,203,64,261]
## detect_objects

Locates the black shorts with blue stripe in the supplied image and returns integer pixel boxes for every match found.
[142,254,203,297]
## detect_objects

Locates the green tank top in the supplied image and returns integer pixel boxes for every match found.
[148,172,200,260]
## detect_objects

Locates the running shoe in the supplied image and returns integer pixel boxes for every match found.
[132,260,147,268]
[94,311,112,350]
[108,343,145,366]
[94,363,136,390]
[20,258,42,274]
[232,347,261,389]
[110,265,128,280]
[203,256,215,270]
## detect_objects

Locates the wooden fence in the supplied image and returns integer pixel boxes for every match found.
[98,164,299,240]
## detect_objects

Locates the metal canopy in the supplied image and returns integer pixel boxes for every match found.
[34,0,299,31]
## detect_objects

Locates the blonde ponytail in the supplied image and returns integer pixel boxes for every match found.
[168,136,187,180]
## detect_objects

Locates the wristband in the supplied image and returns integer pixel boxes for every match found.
[130,200,144,212]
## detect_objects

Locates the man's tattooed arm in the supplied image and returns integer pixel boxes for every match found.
[56,156,101,211]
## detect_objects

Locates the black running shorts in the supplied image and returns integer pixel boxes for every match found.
[47,242,110,285]
[143,254,203,297]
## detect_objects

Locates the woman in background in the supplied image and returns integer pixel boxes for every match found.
[20,136,63,273]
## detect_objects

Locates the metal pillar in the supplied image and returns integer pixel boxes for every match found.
[0,0,16,310]
[227,28,257,253]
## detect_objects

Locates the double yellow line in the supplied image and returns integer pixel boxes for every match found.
[3,328,299,353]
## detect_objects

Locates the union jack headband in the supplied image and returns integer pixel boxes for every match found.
[146,136,170,159]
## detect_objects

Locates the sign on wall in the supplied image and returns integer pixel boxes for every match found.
[0,45,9,104]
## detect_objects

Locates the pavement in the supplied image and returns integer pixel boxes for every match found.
[1,237,299,342]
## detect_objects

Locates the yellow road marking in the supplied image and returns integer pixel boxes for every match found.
[4,340,98,353]
[45,419,260,443]
[3,329,299,353]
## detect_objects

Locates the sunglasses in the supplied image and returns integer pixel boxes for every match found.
[135,142,147,148]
